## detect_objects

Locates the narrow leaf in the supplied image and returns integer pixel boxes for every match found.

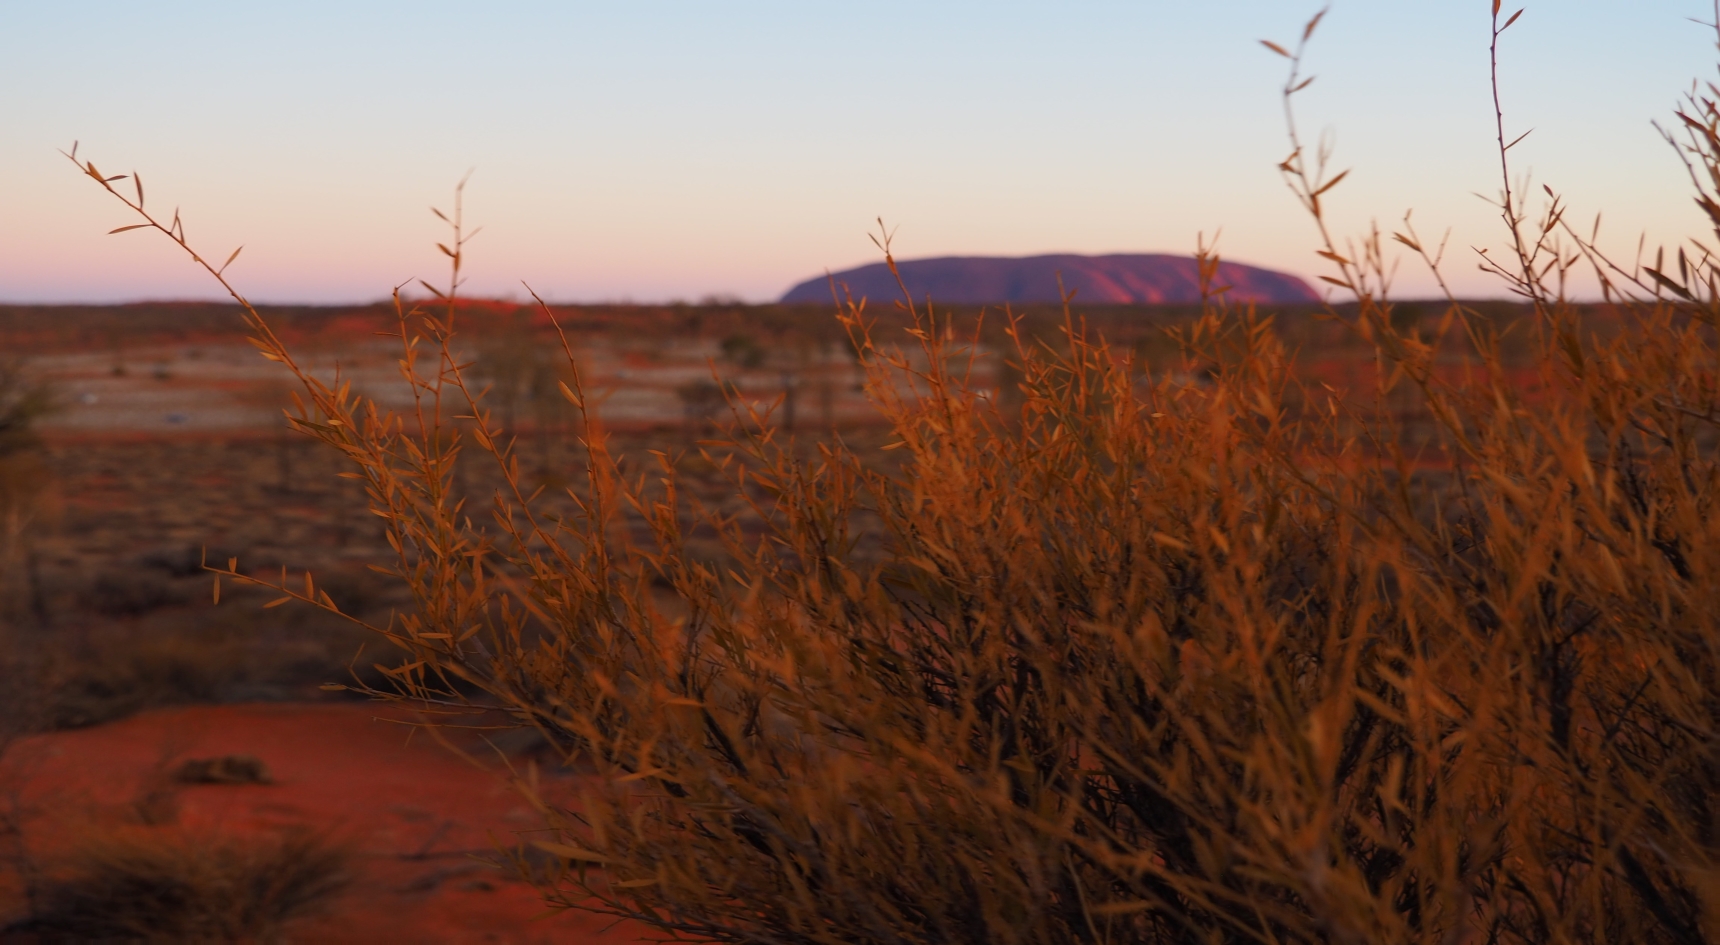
[1644,267,1696,301]
[1313,168,1350,196]
[109,224,150,234]
[1303,8,1326,41]
[533,841,610,863]
[1503,8,1523,29]
[1260,40,1291,58]
[219,245,244,274]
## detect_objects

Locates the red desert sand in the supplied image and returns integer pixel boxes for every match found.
[0,702,648,944]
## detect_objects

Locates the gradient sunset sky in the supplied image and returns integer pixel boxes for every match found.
[2,2,1714,304]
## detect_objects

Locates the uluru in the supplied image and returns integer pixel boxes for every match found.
[780,253,1320,305]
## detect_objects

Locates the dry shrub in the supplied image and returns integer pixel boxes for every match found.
[64,7,1720,943]
[6,828,350,943]
[32,598,382,731]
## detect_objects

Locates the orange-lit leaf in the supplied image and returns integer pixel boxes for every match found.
[534,841,610,863]
[1303,8,1325,40]
[1313,169,1350,196]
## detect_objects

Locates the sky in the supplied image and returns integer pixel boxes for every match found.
[2,2,1715,304]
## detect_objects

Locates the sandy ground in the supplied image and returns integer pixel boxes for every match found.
[0,702,648,943]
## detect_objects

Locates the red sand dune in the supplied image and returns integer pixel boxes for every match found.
[0,703,647,944]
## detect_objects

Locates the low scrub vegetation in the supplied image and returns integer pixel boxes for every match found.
[6,828,350,943]
[65,6,1720,943]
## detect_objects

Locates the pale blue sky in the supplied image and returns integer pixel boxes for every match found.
[1,2,1712,303]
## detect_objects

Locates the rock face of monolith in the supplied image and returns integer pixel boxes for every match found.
[780,253,1319,305]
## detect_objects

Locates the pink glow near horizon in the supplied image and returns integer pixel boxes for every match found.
[2,2,1713,305]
